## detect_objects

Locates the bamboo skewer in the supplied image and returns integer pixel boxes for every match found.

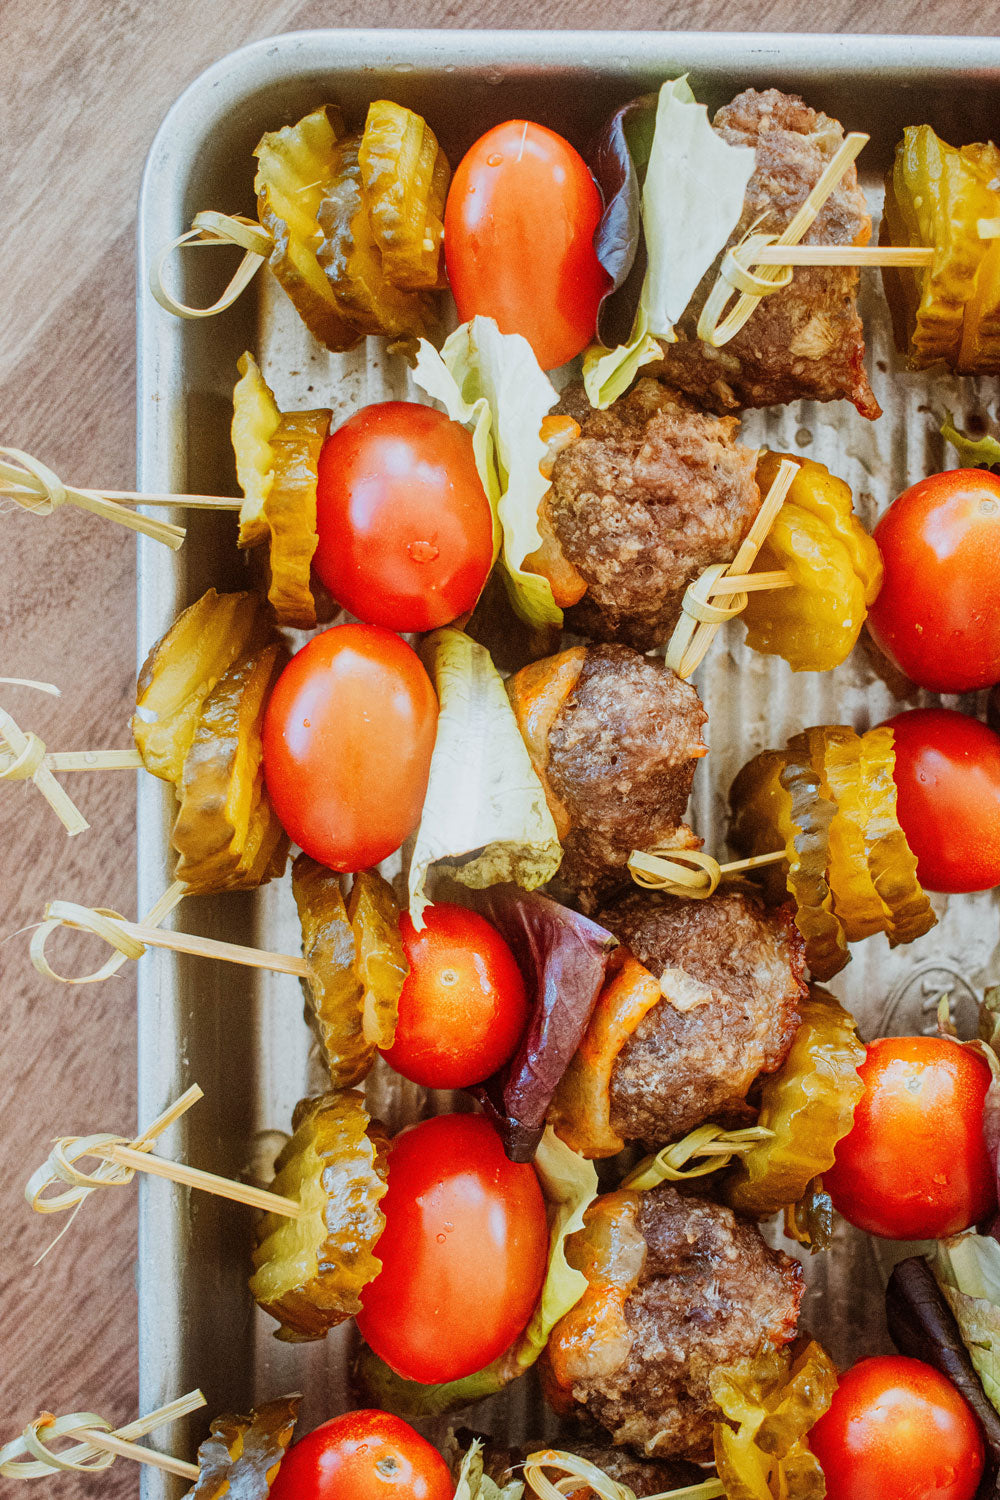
[0,1390,206,1482]
[0,683,90,835]
[628,845,787,899]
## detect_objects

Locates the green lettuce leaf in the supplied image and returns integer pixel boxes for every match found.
[413,317,560,628]
[407,628,561,928]
[941,410,1000,469]
[355,1127,597,1415]
[582,303,661,409]
[931,1231,1000,1414]
[452,1440,525,1500]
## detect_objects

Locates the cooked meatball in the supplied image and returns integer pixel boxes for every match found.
[555,1185,803,1458]
[544,645,708,911]
[476,1436,704,1495]
[599,887,806,1143]
[650,88,880,419]
[547,379,760,651]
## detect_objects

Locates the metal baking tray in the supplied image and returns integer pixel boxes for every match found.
[135,28,1000,1497]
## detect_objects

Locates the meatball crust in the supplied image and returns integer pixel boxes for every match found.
[548,379,760,651]
[566,1186,803,1458]
[598,887,806,1143]
[546,645,708,911]
[476,1437,703,1496]
[650,88,880,419]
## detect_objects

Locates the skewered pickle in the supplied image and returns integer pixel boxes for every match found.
[710,1341,838,1500]
[232,352,281,548]
[292,856,371,1089]
[187,1395,300,1498]
[781,734,848,982]
[858,725,936,947]
[250,1090,389,1342]
[820,726,886,942]
[358,100,451,291]
[348,870,408,1051]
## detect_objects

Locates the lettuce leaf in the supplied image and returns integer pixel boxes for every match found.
[932,1232,1000,1416]
[942,410,1000,470]
[590,92,659,348]
[407,629,561,928]
[413,318,560,628]
[452,1440,524,1500]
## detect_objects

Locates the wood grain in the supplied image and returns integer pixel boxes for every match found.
[0,2,995,1493]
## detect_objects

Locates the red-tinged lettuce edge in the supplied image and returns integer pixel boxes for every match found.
[472,884,619,1163]
[886,1256,1000,1499]
[589,94,658,349]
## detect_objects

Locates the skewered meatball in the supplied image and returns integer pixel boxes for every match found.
[600,887,806,1142]
[650,88,881,419]
[546,1185,803,1458]
[475,1435,704,1495]
[545,379,761,651]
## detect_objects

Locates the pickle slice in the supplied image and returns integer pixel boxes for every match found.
[726,989,864,1218]
[318,134,437,339]
[782,735,849,981]
[255,104,363,353]
[348,870,408,1051]
[358,100,450,291]
[172,643,290,894]
[265,408,329,629]
[957,141,1000,370]
[858,726,937,947]
[728,749,793,906]
[250,1090,389,1342]
[710,1341,837,1500]
[232,352,281,549]
[292,855,372,1089]
[187,1395,300,1498]
[132,589,274,785]
[819,726,885,942]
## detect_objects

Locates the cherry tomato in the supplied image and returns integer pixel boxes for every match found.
[381,903,528,1089]
[269,1409,453,1500]
[356,1112,548,1383]
[445,120,608,370]
[886,708,1000,893]
[262,624,437,872]
[313,403,495,633]
[867,468,1000,692]
[809,1355,985,1500]
[826,1036,996,1240]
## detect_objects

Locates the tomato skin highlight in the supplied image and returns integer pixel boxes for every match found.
[445,120,608,370]
[382,903,529,1089]
[268,1409,453,1500]
[357,1113,549,1383]
[809,1355,985,1500]
[826,1036,996,1241]
[885,708,1000,894]
[867,468,1000,693]
[314,403,495,633]
[262,624,438,873]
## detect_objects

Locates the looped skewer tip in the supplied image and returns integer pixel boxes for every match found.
[30,881,186,985]
[0,447,185,549]
[0,683,88,836]
[523,1449,725,1500]
[628,845,788,900]
[150,211,272,319]
[0,1390,205,1482]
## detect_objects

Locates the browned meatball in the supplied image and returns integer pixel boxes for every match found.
[547,379,760,651]
[476,1436,704,1496]
[545,645,708,911]
[650,89,880,419]
[551,1185,803,1458]
[599,887,806,1143]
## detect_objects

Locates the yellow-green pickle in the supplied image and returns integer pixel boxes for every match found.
[348,869,408,1051]
[858,725,936,947]
[293,855,372,1089]
[711,1341,838,1499]
[358,100,451,290]
[186,1396,300,1498]
[781,734,848,981]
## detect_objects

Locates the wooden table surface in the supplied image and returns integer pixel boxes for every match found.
[0,0,993,1492]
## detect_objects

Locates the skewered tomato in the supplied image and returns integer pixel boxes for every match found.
[313,403,495,632]
[262,624,438,871]
[867,468,1000,692]
[885,708,1000,893]
[269,1409,453,1500]
[356,1112,548,1383]
[381,903,528,1089]
[826,1036,996,1240]
[809,1355,985,1500]
[444,120,608,369]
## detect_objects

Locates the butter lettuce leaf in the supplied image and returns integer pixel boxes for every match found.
[932,1231,1000,1415]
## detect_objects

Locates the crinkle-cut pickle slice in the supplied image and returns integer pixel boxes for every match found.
[757,452,883,606]
[250,1090,389,1343]
[726,988,864,1218]
[232,352,281,549]
[782,734,849,981]
[254,104,363,353]
[292,854,372,1088]
[958,140,1000,371]
[264,407,329,629]
[132,589,274,785]
[359,100,451,291]
[710,1340,837,1500]
[172,643,289,895]
[318,133,437,340]
[728,748,794,907]
[187,1395,300,1498]
[858,725,937,947]
[348,869,408,1051]
[817,725,886,942]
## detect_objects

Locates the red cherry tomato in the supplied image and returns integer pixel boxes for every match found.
[885,708,1000,893]
[381,903,528,1089]
[357,1113,548,1383]
[826,1036,996,1240]
[269,1409,453,1500]
[867,468,1000,692]
[262,624,437,872]
[313,403,495,633]
[445,120,608,370]
[809,1355,985,1500]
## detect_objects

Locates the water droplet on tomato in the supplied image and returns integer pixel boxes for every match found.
[303,718,311,728]
[487,153,504,166]
[409,539,439,564]
[436,1232,447,1243]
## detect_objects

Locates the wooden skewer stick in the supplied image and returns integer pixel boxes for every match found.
[628,845,786,899]
[0,684,89,835]
[0,1390,206,1482]
[751,217,1000,268]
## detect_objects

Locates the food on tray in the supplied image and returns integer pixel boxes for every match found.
[882,123,1000,374]
[262,623,438,873]
[711,1340,838,1499]
[507,644,708,912]
[348,869,409,1052]
[444,121,608,370]
[268,1410,454,1500]
[293,857,380,1088]
[543,1184,803,1457]
[359,101,450,291]
[473,1435,704,1496]
[250,1089,390,1342]
[548,886,806,1158]
[867,467,1000,693]
[187,1395,300,1499]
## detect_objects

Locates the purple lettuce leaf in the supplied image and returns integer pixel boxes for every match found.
[589,94,658,349]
